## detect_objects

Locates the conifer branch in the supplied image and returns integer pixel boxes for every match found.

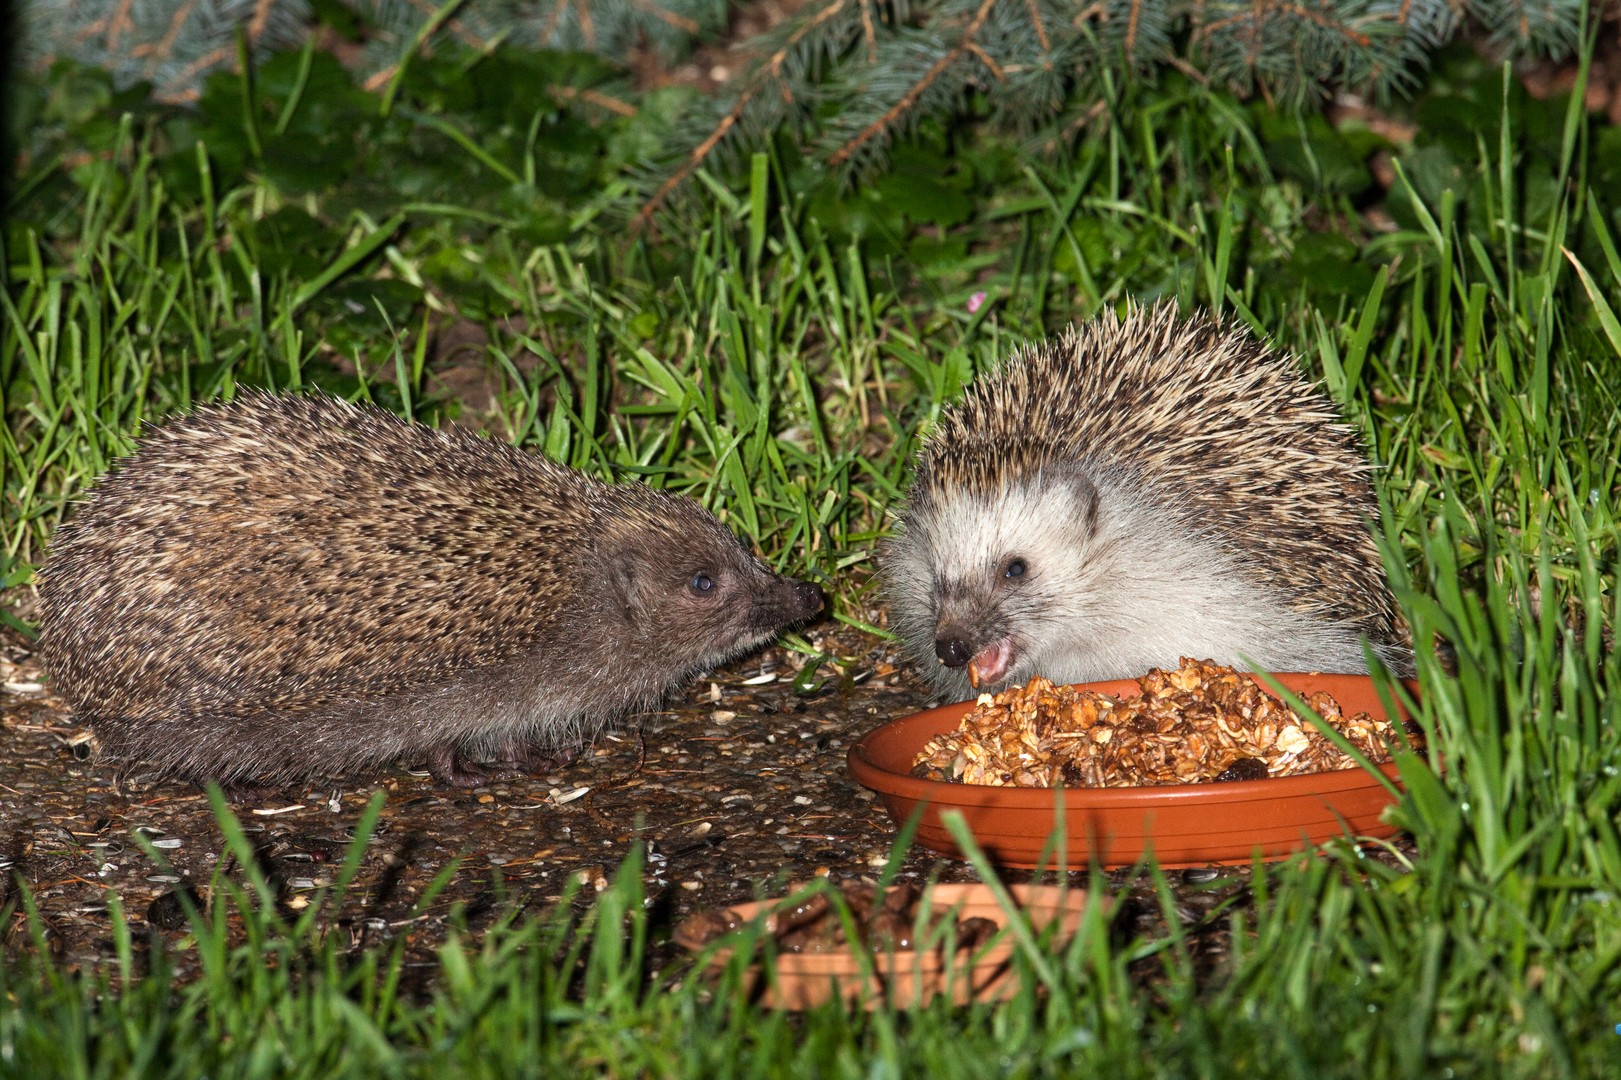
[578,0,599,48]
[967,41,1005,79]
[98,0,135,51]
[1196,6,1375,49]
[1125,0,1144,55]
[1024,0,1051,52]
[632,0,852,230]
[249,0,277,41]
[15,0,1594,221]
[829,0,1000,168]
[629,0,703,34]
[147,2,201,68]
[167,48,237,102]
[553,84,640,114]
[633,83,763,232]
[860,0,880,62]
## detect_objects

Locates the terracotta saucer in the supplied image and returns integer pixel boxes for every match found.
[675,883,1095,1010]
[847,673,1419,869]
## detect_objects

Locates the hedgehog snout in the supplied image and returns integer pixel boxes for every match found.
[793,578,826,615]
[750,575,825,632]
[935,636,973,668]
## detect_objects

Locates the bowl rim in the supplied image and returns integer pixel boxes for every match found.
[675,882,1093,972]
[847,671,1417,809]
[674,882,1100,1009]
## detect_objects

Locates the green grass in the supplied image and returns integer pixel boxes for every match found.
[4,40,1621,1079]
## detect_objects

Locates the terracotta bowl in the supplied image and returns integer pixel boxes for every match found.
[675,883,1094,1010]
[848,673,1419,869]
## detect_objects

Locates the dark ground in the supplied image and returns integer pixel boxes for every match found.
[0,619,1259,978]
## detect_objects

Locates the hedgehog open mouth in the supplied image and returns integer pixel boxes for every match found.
[966,639,1016,689]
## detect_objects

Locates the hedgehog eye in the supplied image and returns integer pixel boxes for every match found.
[1004,558,1028,580]
[690,573,717,595]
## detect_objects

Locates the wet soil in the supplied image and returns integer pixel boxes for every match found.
[0,623,1260,980]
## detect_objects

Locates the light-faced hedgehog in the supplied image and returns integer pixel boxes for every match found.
[37,392,823,788]
[883,303,1410,702]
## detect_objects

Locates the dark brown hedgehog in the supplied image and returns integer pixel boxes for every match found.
[882,303,1410,703]
[37,392,824,789]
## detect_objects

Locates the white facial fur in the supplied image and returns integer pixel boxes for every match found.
[886,469,1376,701]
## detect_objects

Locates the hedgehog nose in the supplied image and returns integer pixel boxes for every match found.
[794,580,825,613]
[935,637,972,668]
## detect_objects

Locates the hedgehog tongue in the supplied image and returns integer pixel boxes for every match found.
[967,639,1015,689]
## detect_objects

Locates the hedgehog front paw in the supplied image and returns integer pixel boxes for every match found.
[426,742,579,787]
[426,745,506,788]
[491,740,578,774]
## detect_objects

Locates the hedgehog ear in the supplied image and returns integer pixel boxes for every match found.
[596,534,645,619]
[611,559,637,611]
[1041,461,1102,533]
[611,554,645,618]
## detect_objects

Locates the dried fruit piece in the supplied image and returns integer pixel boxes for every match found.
[1214,757,1269,783]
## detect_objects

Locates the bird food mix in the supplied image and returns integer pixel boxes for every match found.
[911,658,1407,787]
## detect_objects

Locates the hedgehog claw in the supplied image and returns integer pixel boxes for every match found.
[492,741,578,774]
[426,742,578,788]
[427,747,505,788]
